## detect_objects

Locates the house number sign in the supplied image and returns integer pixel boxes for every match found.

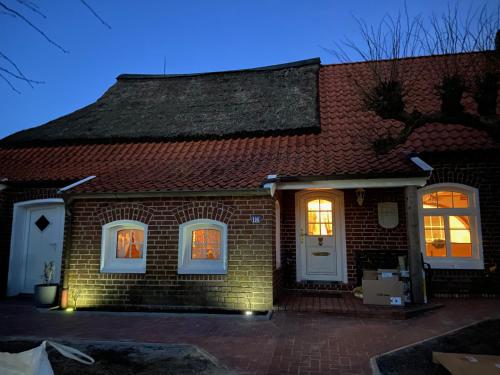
[377,202,399,229]
[250,215,263,224]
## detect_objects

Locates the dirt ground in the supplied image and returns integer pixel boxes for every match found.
[376,319,500,374]
[0,339,237,375]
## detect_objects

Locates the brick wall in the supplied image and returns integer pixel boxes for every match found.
[65,196,274,310]
[422,151,500,296]
[278,151,500,296]
[280,188,408,291]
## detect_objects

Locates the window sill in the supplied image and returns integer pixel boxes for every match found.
[424,258,484,270]
[100,264,146,274]
[177,265,227,275]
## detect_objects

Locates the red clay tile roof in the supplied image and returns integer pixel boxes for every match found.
[0,53,497,193]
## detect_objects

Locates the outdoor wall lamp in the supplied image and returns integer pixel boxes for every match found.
[356,188,366,206]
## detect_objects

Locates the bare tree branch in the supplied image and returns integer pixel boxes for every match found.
[16,0,46,18]
[80,0,111,29]
[0,66,43,84]
[0,51,43,88]
[0,71,20,93]
[0,9,16,16]
[0,1,68,53]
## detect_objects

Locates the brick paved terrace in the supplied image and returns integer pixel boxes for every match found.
[0,298,499,374]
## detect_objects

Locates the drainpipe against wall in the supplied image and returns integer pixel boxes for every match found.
[57,176,96,308]
[59,195,74,309]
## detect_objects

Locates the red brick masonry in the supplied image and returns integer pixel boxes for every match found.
[65,196,274,310]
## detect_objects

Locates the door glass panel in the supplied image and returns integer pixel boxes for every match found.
[423,216,446,257]
[192,229,221,260]
[308,212,318,223]
[307,199,333,236]
[449,216,472,257]
[116,229,144,258]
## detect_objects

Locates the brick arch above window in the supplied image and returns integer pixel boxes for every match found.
[428,167,481,188]
[95,203,155,226]
[172,202,235,225]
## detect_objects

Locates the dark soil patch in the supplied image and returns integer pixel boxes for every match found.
[376,319,500,374]
[0,339,236,375]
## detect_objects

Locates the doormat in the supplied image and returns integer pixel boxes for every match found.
[293,290,343,298]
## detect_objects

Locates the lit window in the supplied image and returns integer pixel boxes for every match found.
[101,220,148,273]
[307,199,333,236]
[419,184,483,269]
[191,229,221,260]
[116,229,144,259]
[178,219,227,274]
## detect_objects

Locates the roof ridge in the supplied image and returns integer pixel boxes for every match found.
[320,50,492,68]
[116,58,321,80]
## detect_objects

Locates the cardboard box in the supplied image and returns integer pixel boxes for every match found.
[377,268,400,281]
[363,270,378,280]
[362,279,404,306]
[433,352,500,375]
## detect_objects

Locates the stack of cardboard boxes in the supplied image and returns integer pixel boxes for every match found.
[362,268,411,306]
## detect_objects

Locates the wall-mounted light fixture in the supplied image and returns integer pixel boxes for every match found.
[356,188,366,206]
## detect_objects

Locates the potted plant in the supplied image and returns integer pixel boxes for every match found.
[34,261,58,307]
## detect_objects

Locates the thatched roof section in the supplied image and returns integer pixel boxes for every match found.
[2,59,320,145]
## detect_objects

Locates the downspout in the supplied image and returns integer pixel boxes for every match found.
[59,194,75,308]
[57,176,96,308]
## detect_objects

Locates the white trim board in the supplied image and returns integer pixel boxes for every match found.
[266,177,428,191]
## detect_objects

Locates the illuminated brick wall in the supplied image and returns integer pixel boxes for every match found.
[64,196,274,310]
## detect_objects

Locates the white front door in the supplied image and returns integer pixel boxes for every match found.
[8,200,65,295]
[296,190,346,282]
[23,206,65,292]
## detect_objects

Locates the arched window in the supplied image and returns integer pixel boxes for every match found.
[101,220,148,273]
[178,219,228,274]
[418,184,483,269]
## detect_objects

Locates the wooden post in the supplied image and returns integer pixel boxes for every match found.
[405,185,425,304]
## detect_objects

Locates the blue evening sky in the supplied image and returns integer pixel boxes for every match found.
[0,0,495,138]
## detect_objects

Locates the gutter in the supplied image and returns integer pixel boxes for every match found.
[62,188,270,202]
[57,176,96,193]
[409,155,434,172]
[0,178,8,191]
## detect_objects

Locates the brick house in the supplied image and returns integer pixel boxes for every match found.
[0,52,498,311]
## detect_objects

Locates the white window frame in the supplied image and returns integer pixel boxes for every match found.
[417,183,484,270]
[178,219,228,275]
[100,220,148,273]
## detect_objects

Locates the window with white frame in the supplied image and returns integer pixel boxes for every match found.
[418,184,483,269]
[101,220,148,273]
[178,219,228,274]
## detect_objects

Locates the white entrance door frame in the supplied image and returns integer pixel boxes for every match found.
[295,190,347,283]
[7,198,65,296]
